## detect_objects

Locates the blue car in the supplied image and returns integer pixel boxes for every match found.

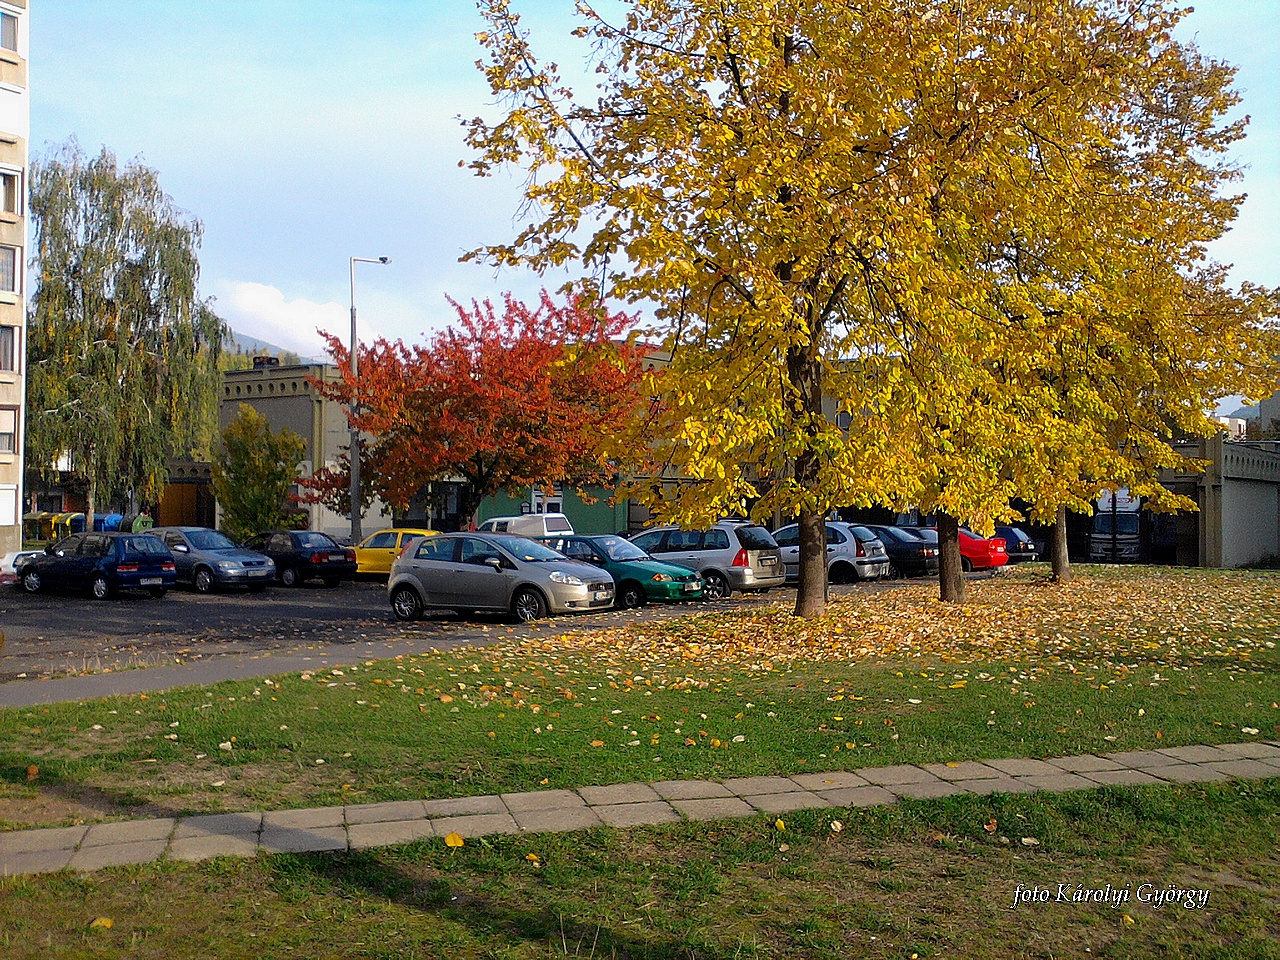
[16,532,177,599]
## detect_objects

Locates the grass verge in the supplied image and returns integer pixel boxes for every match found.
[2,781,1278,958]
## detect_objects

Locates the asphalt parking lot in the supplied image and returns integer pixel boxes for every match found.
[1,579,884,682]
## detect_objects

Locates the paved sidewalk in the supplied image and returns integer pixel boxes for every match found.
[3,740,1278,878]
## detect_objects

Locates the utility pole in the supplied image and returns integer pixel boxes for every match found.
[348,255,390,544]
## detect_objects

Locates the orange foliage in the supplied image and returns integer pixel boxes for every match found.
[307,291,644,522]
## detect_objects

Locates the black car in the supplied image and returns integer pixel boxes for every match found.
[241,530,357,587]
[864,525,940,579]
[995,525,1040,562]
[16,532,177,599]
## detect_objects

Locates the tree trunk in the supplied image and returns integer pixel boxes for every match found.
[1051,503,1071,582]
[786,341,827,618]
[794,506,828,618]
[85,473,96,536]
[937,511,966,603]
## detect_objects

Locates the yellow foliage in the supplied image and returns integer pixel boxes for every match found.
[467,0,1279,558]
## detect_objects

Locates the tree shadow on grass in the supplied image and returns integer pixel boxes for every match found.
[284,847,742,960]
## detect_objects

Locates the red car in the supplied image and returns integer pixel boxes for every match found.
[926,528,1009,571]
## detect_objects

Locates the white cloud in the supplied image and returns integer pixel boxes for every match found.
[216,282,347,360]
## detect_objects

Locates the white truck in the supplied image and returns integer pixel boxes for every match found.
[1090,488,1142,563]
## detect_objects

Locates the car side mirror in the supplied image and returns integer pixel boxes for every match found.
[485,556,504,572]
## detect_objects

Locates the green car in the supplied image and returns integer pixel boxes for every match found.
[538,534,704,609]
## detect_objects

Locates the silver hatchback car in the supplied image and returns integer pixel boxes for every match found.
[628,521,785,600]
[388,532,615,623]
[773,522,890,583]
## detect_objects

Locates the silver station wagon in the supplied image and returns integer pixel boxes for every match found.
[387,532,615,623]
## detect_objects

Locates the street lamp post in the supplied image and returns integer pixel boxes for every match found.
[348,255,390,544]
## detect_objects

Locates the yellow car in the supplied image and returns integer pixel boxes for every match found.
[354,528,439,578]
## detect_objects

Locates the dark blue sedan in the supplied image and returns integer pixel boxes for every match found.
[16,532,177,599]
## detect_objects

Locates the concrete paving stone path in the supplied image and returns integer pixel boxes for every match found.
[2,740,1278,878]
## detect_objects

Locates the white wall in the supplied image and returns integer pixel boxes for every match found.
[1221,478,1280,567]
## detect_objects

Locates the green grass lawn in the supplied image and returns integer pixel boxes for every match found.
[0,566,1276,827]
[2,780,1278,959]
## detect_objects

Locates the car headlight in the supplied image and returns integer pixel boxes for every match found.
[651,573,674,582]
[549,571,583,585]
[216,561,240,571]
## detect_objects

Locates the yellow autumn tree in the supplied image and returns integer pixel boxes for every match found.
[465,0,1279,613]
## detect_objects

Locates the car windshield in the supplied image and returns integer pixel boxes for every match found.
[1093,513,1140,535]
[594,535,650,561]
[887,527,921,541]
[488,534,565,562]
[187,530,237,551]
[296,532,338,549]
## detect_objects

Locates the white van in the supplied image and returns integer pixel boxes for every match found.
[477,513,575,537]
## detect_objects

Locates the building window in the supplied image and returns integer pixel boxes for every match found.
[0,325,13,371]
[0,406,15,453]
[0,171,18,215]
[0,245,17,293]
[0,13,16,53]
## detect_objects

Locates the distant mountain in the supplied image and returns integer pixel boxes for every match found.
[223,329,314,365]
[1226,405,1259,421]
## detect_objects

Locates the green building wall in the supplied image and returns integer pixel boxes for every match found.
[477,487,629,535]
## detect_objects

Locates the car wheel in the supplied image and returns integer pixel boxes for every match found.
[616,581,645,609]
[280,567,299,587]
[21,569,41,594]
[149,587,167,599]
[885,562,904,581]
[90,574,111,600]
[961,558,973,573]
[829,562,855,585]
[193,567,214,594]
[701,571,729,601]
[390,585,424,621]
[511,587,546,623]
[323,578,341,588]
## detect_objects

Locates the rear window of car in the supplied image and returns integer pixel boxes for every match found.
[121,536,167,555]
[733,526,777,550]
[850,526,875,541]
[295,533,338,549]
[545,516,572,532]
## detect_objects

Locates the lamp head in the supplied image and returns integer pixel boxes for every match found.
[379,256,390,264]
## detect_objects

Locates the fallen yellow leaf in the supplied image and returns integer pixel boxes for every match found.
[89,918,114,930]
[444,832,465,848]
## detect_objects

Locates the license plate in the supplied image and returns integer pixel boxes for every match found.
[593,590,609,601]
[760,556,777,565]
[249,569,270,577]
[329,553,346,562]
[683,581,700,592]
[140,577,162,586]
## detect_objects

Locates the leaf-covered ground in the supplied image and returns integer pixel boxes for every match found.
[497,565,1280,692]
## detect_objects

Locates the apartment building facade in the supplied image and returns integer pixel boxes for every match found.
[0,0,27,552]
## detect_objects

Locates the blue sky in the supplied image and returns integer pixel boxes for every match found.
[32,1,1280,362]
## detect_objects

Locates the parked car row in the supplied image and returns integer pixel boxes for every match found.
[9,515,1034,621]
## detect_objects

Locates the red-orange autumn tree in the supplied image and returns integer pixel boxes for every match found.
[304,291,643,524]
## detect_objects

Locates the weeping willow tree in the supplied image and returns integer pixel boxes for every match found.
[27,142,226,520]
